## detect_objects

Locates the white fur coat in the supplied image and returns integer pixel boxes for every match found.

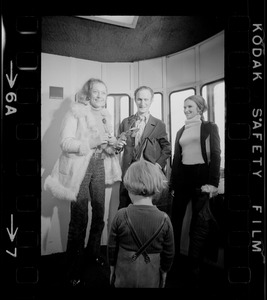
[44,102,121,201]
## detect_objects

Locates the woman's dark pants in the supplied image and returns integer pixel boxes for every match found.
[65,156,105,281]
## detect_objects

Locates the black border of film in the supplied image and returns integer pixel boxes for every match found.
[1,3,265,298]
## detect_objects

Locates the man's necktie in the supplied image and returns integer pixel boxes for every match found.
[135,116,146,147]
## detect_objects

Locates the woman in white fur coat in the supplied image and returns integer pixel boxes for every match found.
[44,78,121,287]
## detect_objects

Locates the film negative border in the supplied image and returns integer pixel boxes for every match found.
[2,16,41,297]
[226,16,251,299]
[1,4,265,299]
[248,9,265,300]
[225,2,265,299]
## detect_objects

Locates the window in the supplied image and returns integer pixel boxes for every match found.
[169,89,195,156]
[106,95,115,127]
[106,94,130,135]
[201,81,225,170]
[120,95,130,123]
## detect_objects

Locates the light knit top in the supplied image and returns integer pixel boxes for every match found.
[179,114,205,165]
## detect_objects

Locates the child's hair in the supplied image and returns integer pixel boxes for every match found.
[123,160,168,197]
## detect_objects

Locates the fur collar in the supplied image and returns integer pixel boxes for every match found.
[70,102,112,132]
[71,102,93,118]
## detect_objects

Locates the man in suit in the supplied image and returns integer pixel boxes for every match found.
[116,86,171,209]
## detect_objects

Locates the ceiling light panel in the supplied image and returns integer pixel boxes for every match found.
[76,16,139,28]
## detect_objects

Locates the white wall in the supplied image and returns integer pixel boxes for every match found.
[41,31,224,257]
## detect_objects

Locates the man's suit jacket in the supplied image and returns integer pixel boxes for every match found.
[118,114,171,177]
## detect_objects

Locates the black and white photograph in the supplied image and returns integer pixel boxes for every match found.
[40,15,226,293]
[1,4,265,299]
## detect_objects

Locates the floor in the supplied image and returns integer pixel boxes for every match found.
[34,246,228,299]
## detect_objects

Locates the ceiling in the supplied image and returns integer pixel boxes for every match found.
[41,16,226,63]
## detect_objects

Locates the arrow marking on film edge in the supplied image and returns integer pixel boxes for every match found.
[6,60,18,88]
[6,248,17,258]
[6,214,18,242]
